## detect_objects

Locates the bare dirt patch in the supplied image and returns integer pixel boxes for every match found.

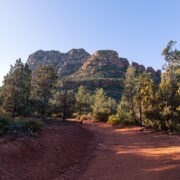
[0,121,93,180]
[1,119,180,180]
[79,120,180,180]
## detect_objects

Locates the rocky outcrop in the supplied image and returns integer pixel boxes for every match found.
[27,49,90,79]
[70,50,129,80]
[132,62,145,72]
[132,62,161,82]
[27,48,161,100]
[82,50,129,70]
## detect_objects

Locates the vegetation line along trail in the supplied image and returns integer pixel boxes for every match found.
[79,120,180,180]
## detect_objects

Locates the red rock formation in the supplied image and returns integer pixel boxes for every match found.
[27,49,90,79]
[132,62,145,71]
[82,50,129,70]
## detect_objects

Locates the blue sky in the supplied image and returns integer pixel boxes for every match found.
[0,0,180,85]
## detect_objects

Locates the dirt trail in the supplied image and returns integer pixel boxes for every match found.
[79,121,180,180]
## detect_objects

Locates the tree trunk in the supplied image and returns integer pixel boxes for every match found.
[139,106,142,125]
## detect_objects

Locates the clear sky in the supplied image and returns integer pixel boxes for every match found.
[0,0,180,85]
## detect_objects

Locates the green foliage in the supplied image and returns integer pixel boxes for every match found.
[136,72,156,124]
[118,66,137,121]
[50,87,75,121]
[93,111,110,122]
[0,59,32,117]
[139,41,180,132]
[107,114,137,126]
[107,115,121,125]
[51,112,63,118]
[162,40,180,71]
[25,119,44,135]
[0,115,43,136]
[80,113,92,121]
[119,117,137,126]
[75,86,93,116]
[31,63,58,118]
[0,116,11,135]
[92,88,117,122]
[0,41,179,134]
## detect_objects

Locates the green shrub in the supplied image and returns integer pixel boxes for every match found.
[0,116,11,135]
[72,113,81,120]
[8,118,27,133]
[25,119,44,134]
[80,113,92,121]
[120,118,137,126]
[93,111,110,122]
[107,115,120,125]
[0,116,43,136]
[51,113,63,118]
[108,114,138,126]
[175,123,180,132]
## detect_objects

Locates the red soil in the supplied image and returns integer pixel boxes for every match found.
[1,120,180,180]
[79,120,180,180]
[0,121,93,180]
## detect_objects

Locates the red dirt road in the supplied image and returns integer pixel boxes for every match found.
[0,122,93,180]
[79,121,180,180]
[1,120,180,180]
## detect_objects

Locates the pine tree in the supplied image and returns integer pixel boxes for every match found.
[0,59,32,117]
[31,64,58,118]
[52,88,75,121]
[118,66,137,121]
[92,88,116,121]
[156,41,180,131]
[136,72,156,124]
[75,86,92,116]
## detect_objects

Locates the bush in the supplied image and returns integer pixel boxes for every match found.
[51,113,63,118]
[0,116,11,135]
[107,115,120,125]
[80,113,92,121]
[0,116,43,136]
[72,113,80,120]
[25,119,44,134]
[107,114,138,126]
[175,123,180,132]
[8,118,27,133]
[120,118,137,126]
[93,111,110,122]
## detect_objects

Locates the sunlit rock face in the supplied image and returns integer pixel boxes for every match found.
[27,48,161,100]
[27,49,90,79]
[71,50,129,81]
[82,50,129,70]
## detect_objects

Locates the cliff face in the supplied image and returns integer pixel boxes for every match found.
[27,49,90,79]
[70,50,129,80]
[82,50,129,70]
[27,48,161,100]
